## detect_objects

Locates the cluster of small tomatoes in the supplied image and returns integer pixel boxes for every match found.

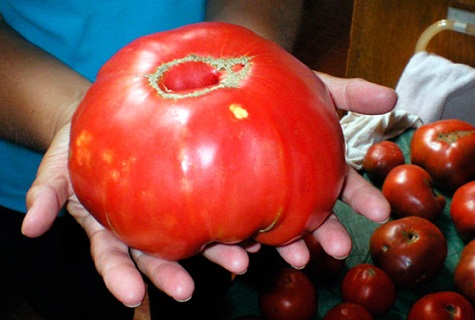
[359,118,475,319]
[234,119,475,320]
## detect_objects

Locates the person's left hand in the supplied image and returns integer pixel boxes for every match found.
[22,72,397,308]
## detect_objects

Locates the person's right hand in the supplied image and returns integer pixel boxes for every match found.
[23,122,262,307]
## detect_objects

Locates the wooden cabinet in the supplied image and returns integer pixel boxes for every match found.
[346,0,475,88]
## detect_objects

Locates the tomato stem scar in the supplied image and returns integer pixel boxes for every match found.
[437,130,475,144]
[145,54,252,99]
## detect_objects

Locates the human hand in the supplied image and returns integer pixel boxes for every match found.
[22,72,397,307]
[22,123,260,306]
[275,72,397,268]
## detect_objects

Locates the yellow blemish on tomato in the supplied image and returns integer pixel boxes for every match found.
[74,131,93,167]
[111,170,120,181]
[229,104,248,120]
[102,150,114,164]
[75,130,93,147]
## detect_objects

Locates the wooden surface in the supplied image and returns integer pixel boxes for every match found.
[294,0,353,78]
[347,0,475,88]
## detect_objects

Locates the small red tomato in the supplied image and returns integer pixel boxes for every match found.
[450,181,475,242]
[259,268,317,320]
[303,233,345,284]
[363,140,405,185]
[410,119,475,190]
[370,216,447,288]
[454,239,475,305]
[323,302,373,320]
[407,291,475,320]
[340,263,396,316]
[382,164,446,221]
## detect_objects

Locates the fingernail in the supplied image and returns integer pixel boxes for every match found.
[175,295,192,303]
[234,268,248,276]
[292,264,306,270]
[124,302,142,308]
[334,254,349,260]
[378,216,391,224]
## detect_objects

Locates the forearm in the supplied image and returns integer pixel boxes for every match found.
[206,0,304,52]
[0,15,91,151]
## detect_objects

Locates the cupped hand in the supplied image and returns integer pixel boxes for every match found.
[22,72,397,307]
[22,124,252,307]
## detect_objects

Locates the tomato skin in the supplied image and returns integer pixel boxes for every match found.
[407,291,475,320]
[410,119,475,190]
[363,140,405,185]
[68,22,346,260]
[454,240,475,305]
[382,164,446,221]
[450,181,475,242]
[323,302,373,320]
[259,268,317,320]
[369,216,447,288]
[340,263,396,317]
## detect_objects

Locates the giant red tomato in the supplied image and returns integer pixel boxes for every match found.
[259,268,317,320]
[450,181,475,242]
[454,239,475,305]
[382,164,446,221]
[410,119,475,190]
[407,291,475,320]
[68,22,346,260]
[369,216,447,288]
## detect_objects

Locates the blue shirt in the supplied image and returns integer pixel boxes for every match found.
[0,0,207,212]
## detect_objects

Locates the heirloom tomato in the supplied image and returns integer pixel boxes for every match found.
[369,216,447,288]
[410,119,475,190]
[340,263,396,317]
[68,22,346,260]
[454,239,475,305]
[363,140,405,185]
[382,164,446,221]
[407,291,475,320]
[259,268,317,320]
[450,181,475,242]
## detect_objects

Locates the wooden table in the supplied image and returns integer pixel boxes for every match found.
[346,0,475,88]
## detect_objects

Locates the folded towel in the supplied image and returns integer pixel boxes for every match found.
[341,111,421,170]
[342,51,475,170]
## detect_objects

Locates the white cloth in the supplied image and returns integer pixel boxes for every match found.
[341,111,421,170]
[396,51,475,124]
[342,51,475,170]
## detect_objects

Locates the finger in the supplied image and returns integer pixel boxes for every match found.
[315,72,398,114]
[89,228,147,307]
[131,249,195,302]
[23,126,72,237]
[276,239,310,269]
[22,184,67,237]
[340,166,391,223]
[202,243,250,275]
[66,200,148,307]
[313,213,352,259]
